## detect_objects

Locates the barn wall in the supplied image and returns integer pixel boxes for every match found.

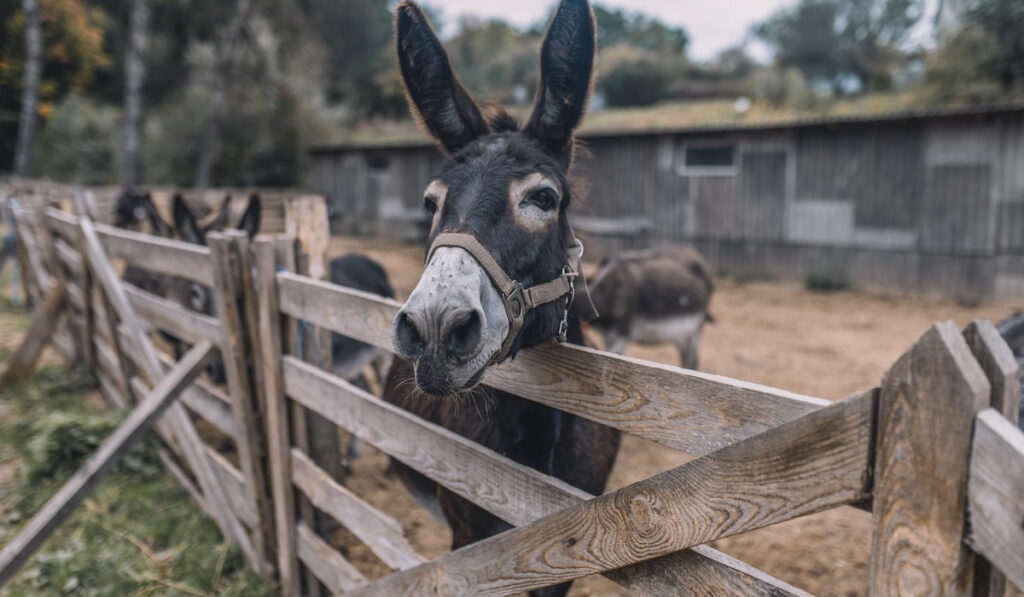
[310,110,1023,299]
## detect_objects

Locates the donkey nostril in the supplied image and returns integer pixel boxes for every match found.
[446,309,482,362]
[394,312,425,359]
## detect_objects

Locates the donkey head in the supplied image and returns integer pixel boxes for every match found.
[113,188,172,236]
[391,0,596,396]
[171,192,261,316]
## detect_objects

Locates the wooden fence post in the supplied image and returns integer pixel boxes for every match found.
[274,235,322,597]
[255,238,300,597]
[868,321,990,596]
[963,319,1021,597]
[208,231,272,566]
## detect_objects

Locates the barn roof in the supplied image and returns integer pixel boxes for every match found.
[308,102,1024,154]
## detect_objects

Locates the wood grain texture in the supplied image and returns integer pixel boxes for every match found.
[0,341,214,587]
[276,274,829,455]
[604,545,813,597]
[869,321,990,596]
[123,283,223,345]
[290,449,426,571]
[963,320,1020,597]
[208,232,268,563]
[964,320,1022,426]
[295,521,368,593]
[51,236,81,272]
[344,391,873,596]
[254,238,299,597]
[967,409,1024,592]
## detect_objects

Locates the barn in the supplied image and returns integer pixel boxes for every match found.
[309,104,1024,300]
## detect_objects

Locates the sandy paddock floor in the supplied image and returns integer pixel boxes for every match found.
[324,235,1021,597]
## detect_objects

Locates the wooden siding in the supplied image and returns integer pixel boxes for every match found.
[311,110,1024,298]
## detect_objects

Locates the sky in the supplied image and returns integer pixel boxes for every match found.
[432,0,940,63]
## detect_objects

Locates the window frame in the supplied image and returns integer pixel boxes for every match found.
[674,140,738,177]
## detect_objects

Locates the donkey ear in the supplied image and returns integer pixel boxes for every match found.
[525,0,596,165]
[396,1,489,154]
[173,194,203,245]
[204,195,233,234]
[141,193,172,237]
[238,193,261,238]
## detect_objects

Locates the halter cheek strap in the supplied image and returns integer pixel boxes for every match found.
[426,231,598,363]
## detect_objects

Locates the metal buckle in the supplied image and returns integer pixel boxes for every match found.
[556,266,575,343]
[504,283,525,321]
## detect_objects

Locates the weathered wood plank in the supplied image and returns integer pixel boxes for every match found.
[286,357,869,596]
[45,207,214,286]
[0,341,214,587]
[154,353,237,439]
[203,445,259,528]
[345,391,873,596]
[123,283,222,346]
[254,238,300,597]
[963,320,1021,597]
[967,409,1024,592]
[964,319,1022,426]
[157,448,216,523]
[276,275,829,455]
[605,545,813,597]
[869,321,990,596]
[207,232,268,561]
[290,448,426,571]
[76,208,259,568]
[295,521,367,593]
[0,284,66,391]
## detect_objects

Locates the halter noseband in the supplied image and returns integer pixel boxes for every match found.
[426,231,598,363]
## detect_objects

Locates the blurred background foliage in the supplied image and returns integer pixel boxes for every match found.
[1,0,1022,187]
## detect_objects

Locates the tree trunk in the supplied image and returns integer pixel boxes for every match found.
[123,0,152,188]
[13,0,42,177]
[193,0,252,189]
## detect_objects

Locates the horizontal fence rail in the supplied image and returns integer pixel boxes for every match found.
[5,185,1023,597]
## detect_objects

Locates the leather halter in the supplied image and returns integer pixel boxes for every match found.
[426,231,598,363]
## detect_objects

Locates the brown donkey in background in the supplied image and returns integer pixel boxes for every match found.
[384,2,620,596]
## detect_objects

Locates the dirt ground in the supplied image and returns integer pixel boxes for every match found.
[325,235,1021,596]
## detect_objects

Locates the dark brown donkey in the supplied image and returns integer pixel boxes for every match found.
[385,2,620,596]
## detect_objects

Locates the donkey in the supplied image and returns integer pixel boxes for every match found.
[384,3,620,595]
[169,193,261,383]
[113,188,174,297]
[588,245,715,369]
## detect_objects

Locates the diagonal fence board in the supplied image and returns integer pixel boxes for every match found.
[75,207,261,569]
[123,283,223,346]
[0,340,215,587]
[967,409,1024,592]
[290,449,426,571]
[342,390,873,596]
[276,273,829,456]
[284,357,865,597]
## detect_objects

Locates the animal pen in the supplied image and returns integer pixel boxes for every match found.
[1,182,1023,596]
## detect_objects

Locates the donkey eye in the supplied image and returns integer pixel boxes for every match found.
[526,188,558,211]
[423,196,438,215]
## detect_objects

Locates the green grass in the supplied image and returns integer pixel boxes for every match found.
[0,300,275,596]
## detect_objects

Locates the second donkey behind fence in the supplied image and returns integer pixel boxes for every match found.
[587,245,715,370]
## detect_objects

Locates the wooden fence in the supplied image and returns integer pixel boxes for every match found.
[5,187,1024,596]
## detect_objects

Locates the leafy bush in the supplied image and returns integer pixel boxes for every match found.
[597,44,689,107]
[32,93,121,185]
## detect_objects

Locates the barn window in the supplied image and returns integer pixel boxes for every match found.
[368,156,390,172]
[676,143,736,176]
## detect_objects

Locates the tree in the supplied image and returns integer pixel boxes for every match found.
[754,0,923,93]
[194,0,252,189]
[965,0,1024,91]
[2,0,108,173]
[122,0,150,187]
[13,0,40,176]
